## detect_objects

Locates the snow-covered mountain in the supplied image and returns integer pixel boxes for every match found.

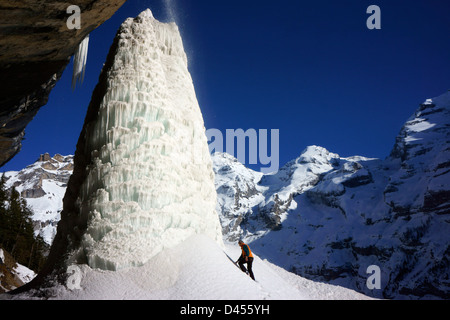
[213,90,450,300]
[2,153,73,245]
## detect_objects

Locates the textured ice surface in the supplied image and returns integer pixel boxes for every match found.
[70,9,223,271]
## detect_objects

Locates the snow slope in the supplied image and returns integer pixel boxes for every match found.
[5,235,372,300]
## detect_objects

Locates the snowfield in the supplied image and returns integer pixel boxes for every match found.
[7,235,373,300]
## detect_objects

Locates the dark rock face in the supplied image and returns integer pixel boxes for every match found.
[0,0,126,167]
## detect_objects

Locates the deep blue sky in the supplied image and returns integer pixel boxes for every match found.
[2,0,450,172]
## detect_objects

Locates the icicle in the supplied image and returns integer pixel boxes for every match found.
[72,34,90,90]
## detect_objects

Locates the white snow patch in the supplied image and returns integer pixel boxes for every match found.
[13,264,36,285]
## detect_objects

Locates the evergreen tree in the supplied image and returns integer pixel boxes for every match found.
[8,187,31,264]
[0,175,49,273]
[28,234,48,272]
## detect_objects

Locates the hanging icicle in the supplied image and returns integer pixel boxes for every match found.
[72,34,90,90]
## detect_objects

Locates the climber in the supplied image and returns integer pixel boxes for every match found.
[236,240,255,281]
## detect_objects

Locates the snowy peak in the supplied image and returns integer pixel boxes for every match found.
[4,153,73,196]
[390,91,450,162]
[213,145,378,241]
[425,90,450,109]
[3,152,73,201]
[260,145,377,204]
[297,145,340,165]
[212,152,263,188]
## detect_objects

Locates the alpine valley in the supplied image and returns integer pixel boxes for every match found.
[2,90,450,299]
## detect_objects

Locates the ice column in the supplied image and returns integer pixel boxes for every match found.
[69,9,223,271]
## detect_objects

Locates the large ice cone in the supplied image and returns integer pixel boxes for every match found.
[37,9,223,275]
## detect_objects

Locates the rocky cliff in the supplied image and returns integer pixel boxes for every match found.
[0,0,126,167]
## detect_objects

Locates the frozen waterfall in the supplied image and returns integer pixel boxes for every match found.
[59,9,223,271]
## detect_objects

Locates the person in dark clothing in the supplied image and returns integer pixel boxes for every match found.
[236,240,255,281]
